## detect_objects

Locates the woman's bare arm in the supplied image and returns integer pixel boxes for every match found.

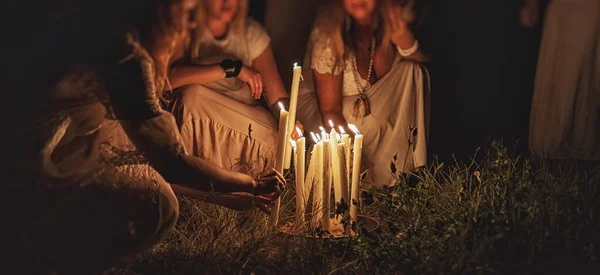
[251,45,290,116]
[103,54,285,196]
[168,64,226,90]
[313,70,347,131]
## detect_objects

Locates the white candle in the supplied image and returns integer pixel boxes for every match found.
[284,63,303,169]
[348,124,364,229]
[328,121,344,217]
[339,126,351,200]
[270,102,289,227]
[310,133,323,229]
[321,133,331,231]
[294,128,306,226]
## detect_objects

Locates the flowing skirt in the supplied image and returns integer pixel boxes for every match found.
[297,59,431,187]
[529,0,600,160]
[170,80,279,177]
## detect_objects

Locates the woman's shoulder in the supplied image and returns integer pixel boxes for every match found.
[244,17,271,41]
[244,18,272,61]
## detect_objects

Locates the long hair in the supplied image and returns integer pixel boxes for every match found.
[313,0,417,72]
[125,0,194,94]
[189,0,249,59]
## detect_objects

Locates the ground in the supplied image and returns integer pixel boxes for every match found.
[107,142,600,274]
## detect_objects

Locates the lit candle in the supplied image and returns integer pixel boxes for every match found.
[284,63,303,169]
[293,128,306,226]
[339,126,352,200]
[310,132,323,229]
[321,132,331,231]
[305,132,317,197]
[328,121,346,221]
[348,124,364,228]
[270,102,289,227]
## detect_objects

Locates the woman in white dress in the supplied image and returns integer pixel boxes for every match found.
[296,0,431,188]
[168,0,301,180]
[522,0,600,160]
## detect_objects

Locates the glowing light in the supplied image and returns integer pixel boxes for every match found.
[348,124,361,135]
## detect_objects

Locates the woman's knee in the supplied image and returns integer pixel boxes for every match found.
[156,181,179,235]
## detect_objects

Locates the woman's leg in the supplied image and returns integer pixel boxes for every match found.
[170,84,279,176]
[343,60,431,188]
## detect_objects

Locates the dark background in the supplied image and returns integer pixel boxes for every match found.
[250,0,548,162]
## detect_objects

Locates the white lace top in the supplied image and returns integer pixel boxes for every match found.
[299,28,370,97]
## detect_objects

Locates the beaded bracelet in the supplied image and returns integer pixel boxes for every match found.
[396,39,419,57]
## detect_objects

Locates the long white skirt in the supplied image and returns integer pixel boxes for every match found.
[529,0,600,160]
[169,81,279,177]
[297,59,431,187]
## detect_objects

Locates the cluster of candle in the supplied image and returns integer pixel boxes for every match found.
[270,63,364,235]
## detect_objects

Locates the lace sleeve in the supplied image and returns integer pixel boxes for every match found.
[308,29,343,75]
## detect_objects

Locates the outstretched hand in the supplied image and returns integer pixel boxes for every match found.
[225,193,274,215]
[253,168,286,200]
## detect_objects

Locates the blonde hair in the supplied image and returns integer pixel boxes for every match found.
[190,0,249,59]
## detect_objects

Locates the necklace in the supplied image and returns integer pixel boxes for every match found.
[351,37,376,118]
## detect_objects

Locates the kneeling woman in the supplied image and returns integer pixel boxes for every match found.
[297,0,431,187]
[169,0,299,179]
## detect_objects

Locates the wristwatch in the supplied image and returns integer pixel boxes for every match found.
[220,59,243,78]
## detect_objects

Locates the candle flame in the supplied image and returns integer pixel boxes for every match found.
[316,133,322,141]
[336,133,342,142]
[338,126,346,135]
[296,127,303,138]
[278,102,286,111]
[328,120,335,128]
[289,139,297,149]
[348,124,361,135]
[310,132,319,143]
[319,126,326,132]
[294,62,298,67]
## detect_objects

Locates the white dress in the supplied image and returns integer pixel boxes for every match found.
[296,28,431,187]
[529,0,600,160]
[170,19,279,176]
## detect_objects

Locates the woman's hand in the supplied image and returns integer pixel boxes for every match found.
[223,193,274,214]
[385,0,417,49]
[237,65,264,100]
[290,121,304,141]
[519,0,540,29]
[252,168,286,200]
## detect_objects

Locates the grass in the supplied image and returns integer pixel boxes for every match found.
[109,142,600,274]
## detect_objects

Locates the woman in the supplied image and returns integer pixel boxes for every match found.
[1,0,284,273]
[523,0,600,160]
[296,0,431,188]
[168,0,300,181]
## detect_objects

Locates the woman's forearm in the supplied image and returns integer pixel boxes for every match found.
[120,114,254,194]
[168,154,254,194]
[168,64,226,90]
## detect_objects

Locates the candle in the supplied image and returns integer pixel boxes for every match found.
[284,63,303,169]
[294,128,306,226]
[328,121,345,218]
[348,124,364,229]
[270,102,289,227]
[310,133,323,229]
[321,132,331,231]
[339,126,351,200]
[305,132,318,197]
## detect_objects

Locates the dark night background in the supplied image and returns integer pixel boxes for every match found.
[250,0,550,162]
